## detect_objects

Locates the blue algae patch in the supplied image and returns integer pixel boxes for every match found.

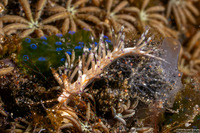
[60,58,65,61]
[25,38,31,43]
[42,41,48,45]
[40,36,47,40]
[105,39,111,43]
[38,57,47,61]
[74,46,82,50]
[68,31,76,35]
[55,41,62,45]
[56,47,63,51]
[66,51,72,55]
[22,55,29,61]
[103,35,108,39]
[56,33,63,37]
[30,44,37,49]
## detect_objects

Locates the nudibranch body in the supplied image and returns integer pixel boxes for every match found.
[52,26,181,105]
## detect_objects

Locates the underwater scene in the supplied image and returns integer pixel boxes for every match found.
[0,0,200,132]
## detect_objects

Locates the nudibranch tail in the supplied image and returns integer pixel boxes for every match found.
[52,26,167,103]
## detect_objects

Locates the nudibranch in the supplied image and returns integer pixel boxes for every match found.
[52,26,172,104]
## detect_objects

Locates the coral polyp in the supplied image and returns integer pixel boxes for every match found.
[47,0,101,37]
[123,0,178,38]
[0,0,62,38]
[166,0,199,31]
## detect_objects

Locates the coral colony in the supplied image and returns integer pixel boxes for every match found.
[0,25,185,132]
[0,0,200,132]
